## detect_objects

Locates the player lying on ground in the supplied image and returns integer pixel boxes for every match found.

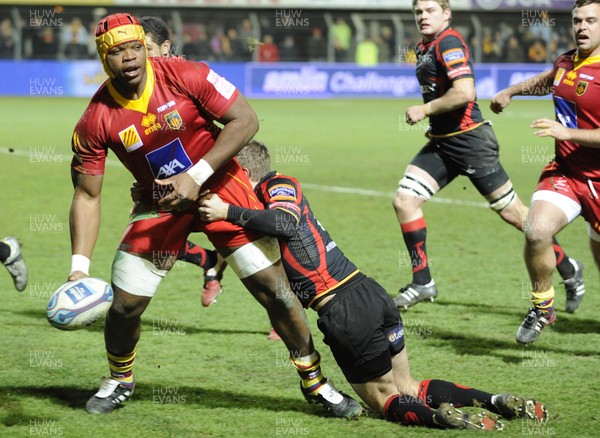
[198,140,548,430]
[68,12,360,418]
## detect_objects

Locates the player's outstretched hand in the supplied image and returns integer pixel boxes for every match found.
[155,173,200,211]
[531,118,570,141]
[490,90,511,114]
[198,193,229,222]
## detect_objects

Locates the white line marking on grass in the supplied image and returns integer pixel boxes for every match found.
[1,147,488,209]
[302,183,488,208]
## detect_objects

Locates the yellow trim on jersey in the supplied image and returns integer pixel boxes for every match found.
[451,77,474,85]
[428,121,487,138]
[108,59,154,114]
[307,269,361,309]
[574,54,600,70]
[272,206,301,222]
[72,131,81,151]
[224,170,261,207]
[225,171,252,191]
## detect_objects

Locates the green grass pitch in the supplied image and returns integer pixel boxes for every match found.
[0,96,598,437]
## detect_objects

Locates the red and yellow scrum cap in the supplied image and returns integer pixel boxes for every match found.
[95,13,145,76]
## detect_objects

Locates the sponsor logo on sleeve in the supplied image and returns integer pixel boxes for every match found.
[447,65,472,80]
[442,48,466,66]
[118,125,144,152]
[386,326,404,346]
[207,69,236,99]
[268,184,296,200]
[270,201,301,217]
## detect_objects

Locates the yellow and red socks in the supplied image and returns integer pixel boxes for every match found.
[401,217,431,285]
[107,349,136,388]
[418,379,493,411]
[384,393,439,427]
[531,287,555,318]
[291,351,325,395]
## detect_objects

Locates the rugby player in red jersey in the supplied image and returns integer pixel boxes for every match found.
[492,0,600,344]
[392,0,583,312]
[68,13,360,417]
[199,140,548,430]
[139,15,227,307]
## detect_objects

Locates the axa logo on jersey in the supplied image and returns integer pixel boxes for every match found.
[146,138,192,179]
[156,160,186,178]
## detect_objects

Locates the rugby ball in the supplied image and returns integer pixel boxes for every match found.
[46,277,113,330]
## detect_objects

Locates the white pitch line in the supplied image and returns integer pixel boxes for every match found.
[1,147,488,209]
[301,183,488,208]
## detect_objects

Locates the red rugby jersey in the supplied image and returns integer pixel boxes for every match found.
[551,49,600,179]
[71,57,239,200]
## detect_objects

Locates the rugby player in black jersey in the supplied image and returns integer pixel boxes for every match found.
[198,140,548,430]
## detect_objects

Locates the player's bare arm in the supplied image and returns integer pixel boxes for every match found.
[204,93,259,171]
[532,117,600,148]
[69,171,103,281]
[405,78,475,125]
[491,69,553,114]
[156,95,259,211]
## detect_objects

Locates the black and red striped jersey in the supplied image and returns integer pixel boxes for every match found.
[416,26,484,136]
[254,172,359,308]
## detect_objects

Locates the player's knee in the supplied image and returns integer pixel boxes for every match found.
[392,191,410,212]
[489,185,516,212]
[498,204,526,230]
[225,236,281,280]
[392,358,419,397]
[490,186,525,227]
[112,250,167,299]
[523,219,554,247]
[394,173,433,213]
[108,296,145,319]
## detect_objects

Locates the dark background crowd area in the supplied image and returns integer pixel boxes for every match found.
[0,5,573,64]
